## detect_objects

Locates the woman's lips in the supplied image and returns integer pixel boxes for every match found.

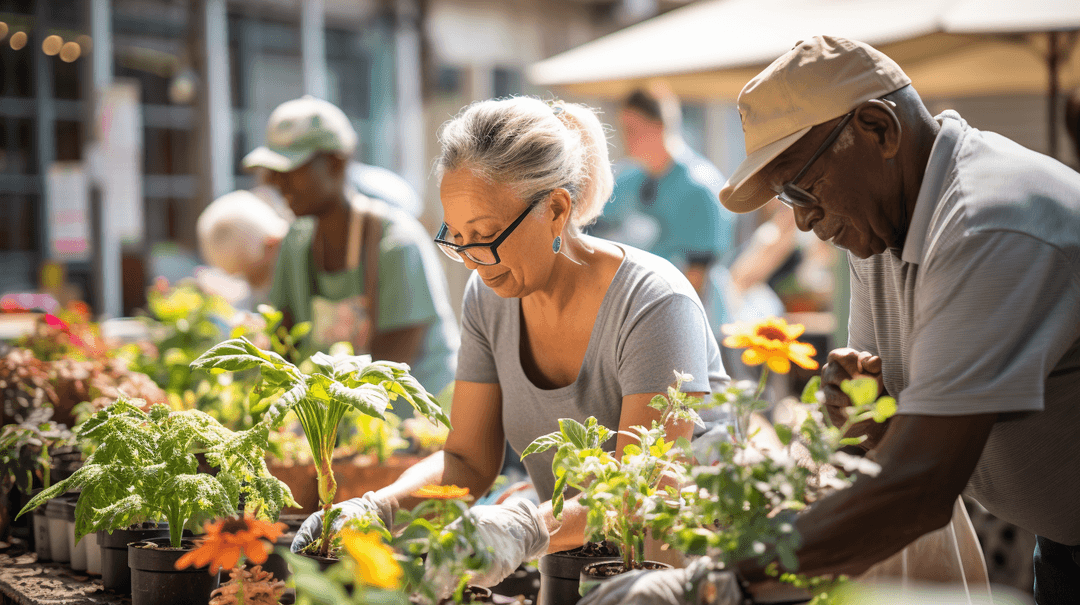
[482,272,509,287]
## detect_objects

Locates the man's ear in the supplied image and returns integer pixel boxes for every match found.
[854,99,902,160]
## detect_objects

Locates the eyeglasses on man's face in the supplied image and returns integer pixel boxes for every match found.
[775,111,856,210]
[434,197,542,266]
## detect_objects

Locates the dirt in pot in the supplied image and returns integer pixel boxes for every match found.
[563,540,620,558]
[586,560,670,577]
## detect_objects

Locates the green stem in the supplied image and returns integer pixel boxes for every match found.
[755,366,770,400]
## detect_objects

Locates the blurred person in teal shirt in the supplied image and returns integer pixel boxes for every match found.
[594,87,736,334]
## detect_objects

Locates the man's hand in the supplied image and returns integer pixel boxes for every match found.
[821,348,888,452]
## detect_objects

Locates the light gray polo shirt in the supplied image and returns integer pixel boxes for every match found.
[849,111,1080,545]
[456,244,730,501]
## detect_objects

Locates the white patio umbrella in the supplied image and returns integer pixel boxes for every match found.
[528,0,1080,156]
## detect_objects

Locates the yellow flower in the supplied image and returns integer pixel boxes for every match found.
[411,484,471,500]
[340,528,402,590]
[722,317,819,374]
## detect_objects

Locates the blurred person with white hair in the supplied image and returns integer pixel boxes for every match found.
[196,189,290,308]
[242,95,459,400]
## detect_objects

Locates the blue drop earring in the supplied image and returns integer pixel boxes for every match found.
[552,236,562,254]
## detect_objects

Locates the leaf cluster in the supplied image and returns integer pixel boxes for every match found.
[17,394,297,548]
[0,413,76,494]
[668,376,897,577]
[524,371,703,569]
[192,337,449,556]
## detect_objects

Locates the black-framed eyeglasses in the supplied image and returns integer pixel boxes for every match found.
[434,199,540,266]
[776,111,855,210]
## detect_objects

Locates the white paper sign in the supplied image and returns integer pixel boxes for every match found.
[46,162,91,262]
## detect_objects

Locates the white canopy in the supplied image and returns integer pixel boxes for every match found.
[527,0,1080,101]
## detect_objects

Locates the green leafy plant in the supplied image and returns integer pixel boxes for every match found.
[345,485,491,605]
[191,337,450,557]
[339,412,409,463]
[523,371,709,571]
[666,376,896,603]
[0,412,77,495]
[17,394,296,548]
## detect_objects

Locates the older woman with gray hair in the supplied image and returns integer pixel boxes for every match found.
[292,96,728,589]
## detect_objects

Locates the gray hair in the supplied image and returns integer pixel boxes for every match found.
[435,96,613,230]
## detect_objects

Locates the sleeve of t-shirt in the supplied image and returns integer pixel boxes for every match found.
[900,230,1080,415]
[454,273,500,384]
[846,253,879,357]
[617,292,715,396]
[375,221,441,332]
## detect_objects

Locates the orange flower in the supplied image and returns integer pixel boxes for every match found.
[340,528,402,589]
[175,514,288,574]
[410,484,471,500]
[722,317,819,374]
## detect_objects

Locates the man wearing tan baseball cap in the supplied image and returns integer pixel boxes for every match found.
[582,36,1080,605]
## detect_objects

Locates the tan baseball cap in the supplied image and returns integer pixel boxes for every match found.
[242,96,358,173]
[719,36,911,213]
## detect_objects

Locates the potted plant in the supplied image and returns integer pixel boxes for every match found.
[523,371,709,602]
[647,317,897,601]
[172,513,289,605]
[283,525,408,604]
[17,394,296,601]
[0,411,77,559]
[191,336,450,559]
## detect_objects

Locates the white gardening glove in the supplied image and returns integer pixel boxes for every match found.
[290,492,396,553]
[426,500,549,595]
[578,558,745,605]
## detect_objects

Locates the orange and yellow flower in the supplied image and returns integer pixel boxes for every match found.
[722,317,819,374]
[340,528,402,589]
[411,484,471,500]
[174,514,288,574]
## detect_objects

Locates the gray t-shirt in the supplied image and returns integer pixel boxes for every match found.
[849,111,1080,545]
[456,244,730,501]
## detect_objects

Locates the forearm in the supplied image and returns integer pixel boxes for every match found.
[374,448,500,513]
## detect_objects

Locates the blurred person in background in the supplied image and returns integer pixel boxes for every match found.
[593,86,736,335]
[196,189,290,310]
[348,161,423,218]
[242,96,458,400]
[289,96,729,593]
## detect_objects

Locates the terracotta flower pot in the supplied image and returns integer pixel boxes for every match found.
[332,454,424,504]
[578,560,673,599]
[266,461,319,514]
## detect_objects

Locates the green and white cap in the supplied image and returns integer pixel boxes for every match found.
[242,96,358,172]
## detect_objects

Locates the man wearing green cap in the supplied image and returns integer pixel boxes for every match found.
[243,96,458,399]
[581,36,1080,604]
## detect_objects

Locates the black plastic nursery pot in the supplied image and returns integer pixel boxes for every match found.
[578,560,673,599]
[128,537,220,605]
[537,547,620,605]
[98,524,170,593]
